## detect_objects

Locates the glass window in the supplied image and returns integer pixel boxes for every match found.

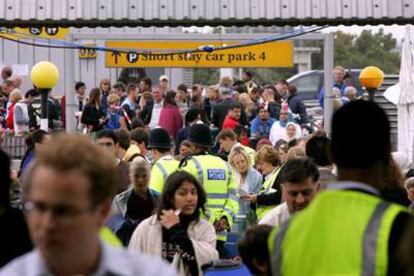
[292,74,320,93]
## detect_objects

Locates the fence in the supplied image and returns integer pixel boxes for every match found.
[1,135,27,160]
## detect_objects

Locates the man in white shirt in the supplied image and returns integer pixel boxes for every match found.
[269,104,301,146]
[148,86,164,130]
[259,158,320,227]
[0,134,176,276]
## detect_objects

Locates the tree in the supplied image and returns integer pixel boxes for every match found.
[193,68,220,85]
[311,29,400,74]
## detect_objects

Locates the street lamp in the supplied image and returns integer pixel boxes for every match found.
[359,66,384,102]
[30,61,59,131]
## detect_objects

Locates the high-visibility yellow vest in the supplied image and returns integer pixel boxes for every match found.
[100,227,122,247]
[150,155,179,193]
[180,154,239,227]
[256,167,281,220]
[268,189,407,276]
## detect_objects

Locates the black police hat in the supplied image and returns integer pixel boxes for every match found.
[147,128,171,149]
[188,123,212,148]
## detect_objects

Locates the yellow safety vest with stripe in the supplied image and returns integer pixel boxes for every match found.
[268,188,407,276]
[180,154,239,240]
[100,227,122,247]
[150,155,179,193]
[256,167,281,220]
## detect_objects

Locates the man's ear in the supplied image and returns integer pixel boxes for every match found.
[316,182,321,191]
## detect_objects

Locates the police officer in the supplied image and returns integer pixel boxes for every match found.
[269,101,411,275]
[179,123,239,257]
[148,128,179,193]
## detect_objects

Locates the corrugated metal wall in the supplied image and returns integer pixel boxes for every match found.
[0,0,413,27]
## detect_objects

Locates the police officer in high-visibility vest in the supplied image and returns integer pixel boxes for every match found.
[242,145,283,220]
[269,101,412,276]
[148,128,179,193]
[179,123,239,257]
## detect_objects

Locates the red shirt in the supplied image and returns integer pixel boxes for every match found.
[222,115,239,130]
[158,104,183,138]
[6,102,16,130]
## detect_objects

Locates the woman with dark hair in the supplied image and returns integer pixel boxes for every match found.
[129,171,218,276]
[81,88,106,133]
[19,129,50,177]
[159,90,183,138]
[0,149,32,267]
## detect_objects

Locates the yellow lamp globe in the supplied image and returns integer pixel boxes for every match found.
[359,66,384,89]
[30,61,60,89]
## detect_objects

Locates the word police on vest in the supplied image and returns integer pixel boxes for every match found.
[207,169,226,180]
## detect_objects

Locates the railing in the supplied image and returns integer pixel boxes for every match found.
[1,135,27,160]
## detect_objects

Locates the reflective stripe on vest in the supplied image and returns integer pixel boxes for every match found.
[362,201,390,276]
[270,190,405,276]
[256,168,280,220]
[155,162,168,182]
[182,155,239,229]
[272,201,391,276]
[192,157,204,186]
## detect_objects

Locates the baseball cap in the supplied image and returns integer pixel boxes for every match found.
[159,75,169,82]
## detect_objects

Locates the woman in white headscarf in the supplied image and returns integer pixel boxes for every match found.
[283,122,302,143]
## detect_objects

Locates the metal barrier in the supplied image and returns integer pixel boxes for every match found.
[1,135,27,160]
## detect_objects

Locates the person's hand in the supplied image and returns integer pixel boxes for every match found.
[214,217,229,232]
[241,194,257,203]
[160,209,180,229]
[99,118,106,125]
[10,170,18,183]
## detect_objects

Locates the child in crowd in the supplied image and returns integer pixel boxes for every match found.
[106,94,122,130]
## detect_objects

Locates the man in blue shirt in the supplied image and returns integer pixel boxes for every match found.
[319,66,347,108]
[250,104,276,141]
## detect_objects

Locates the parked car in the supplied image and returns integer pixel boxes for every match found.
[287,69,363,102]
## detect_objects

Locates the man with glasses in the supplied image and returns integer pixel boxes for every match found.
[259,158,320,227]
[0,134,175,276]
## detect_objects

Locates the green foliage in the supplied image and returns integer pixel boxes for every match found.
[193,67,297,86]
[246,67,298,85]
[193,68,220,85]
[311,29,400,74]
[193,28,401,85]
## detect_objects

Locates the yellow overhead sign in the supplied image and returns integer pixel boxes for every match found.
[15,27,69,39]
[1,27,69,40]
[105,40,293,68]
[79,44,97,59]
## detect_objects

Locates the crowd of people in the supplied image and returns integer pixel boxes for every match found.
[1,66,414,276]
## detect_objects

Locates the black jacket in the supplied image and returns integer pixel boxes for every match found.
[288,93,309,124]
[0,208,33,267]
[211,98,248,129]
[139,100,154,125]
[28,96,60,129]
[267,101,281,120]
[256,166,284,206]
[81,104,105,132]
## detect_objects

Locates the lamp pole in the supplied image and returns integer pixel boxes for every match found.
[359,66,384,102]
[30,61,59,131]
[39,88,49,131]
[367,88,377,102]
